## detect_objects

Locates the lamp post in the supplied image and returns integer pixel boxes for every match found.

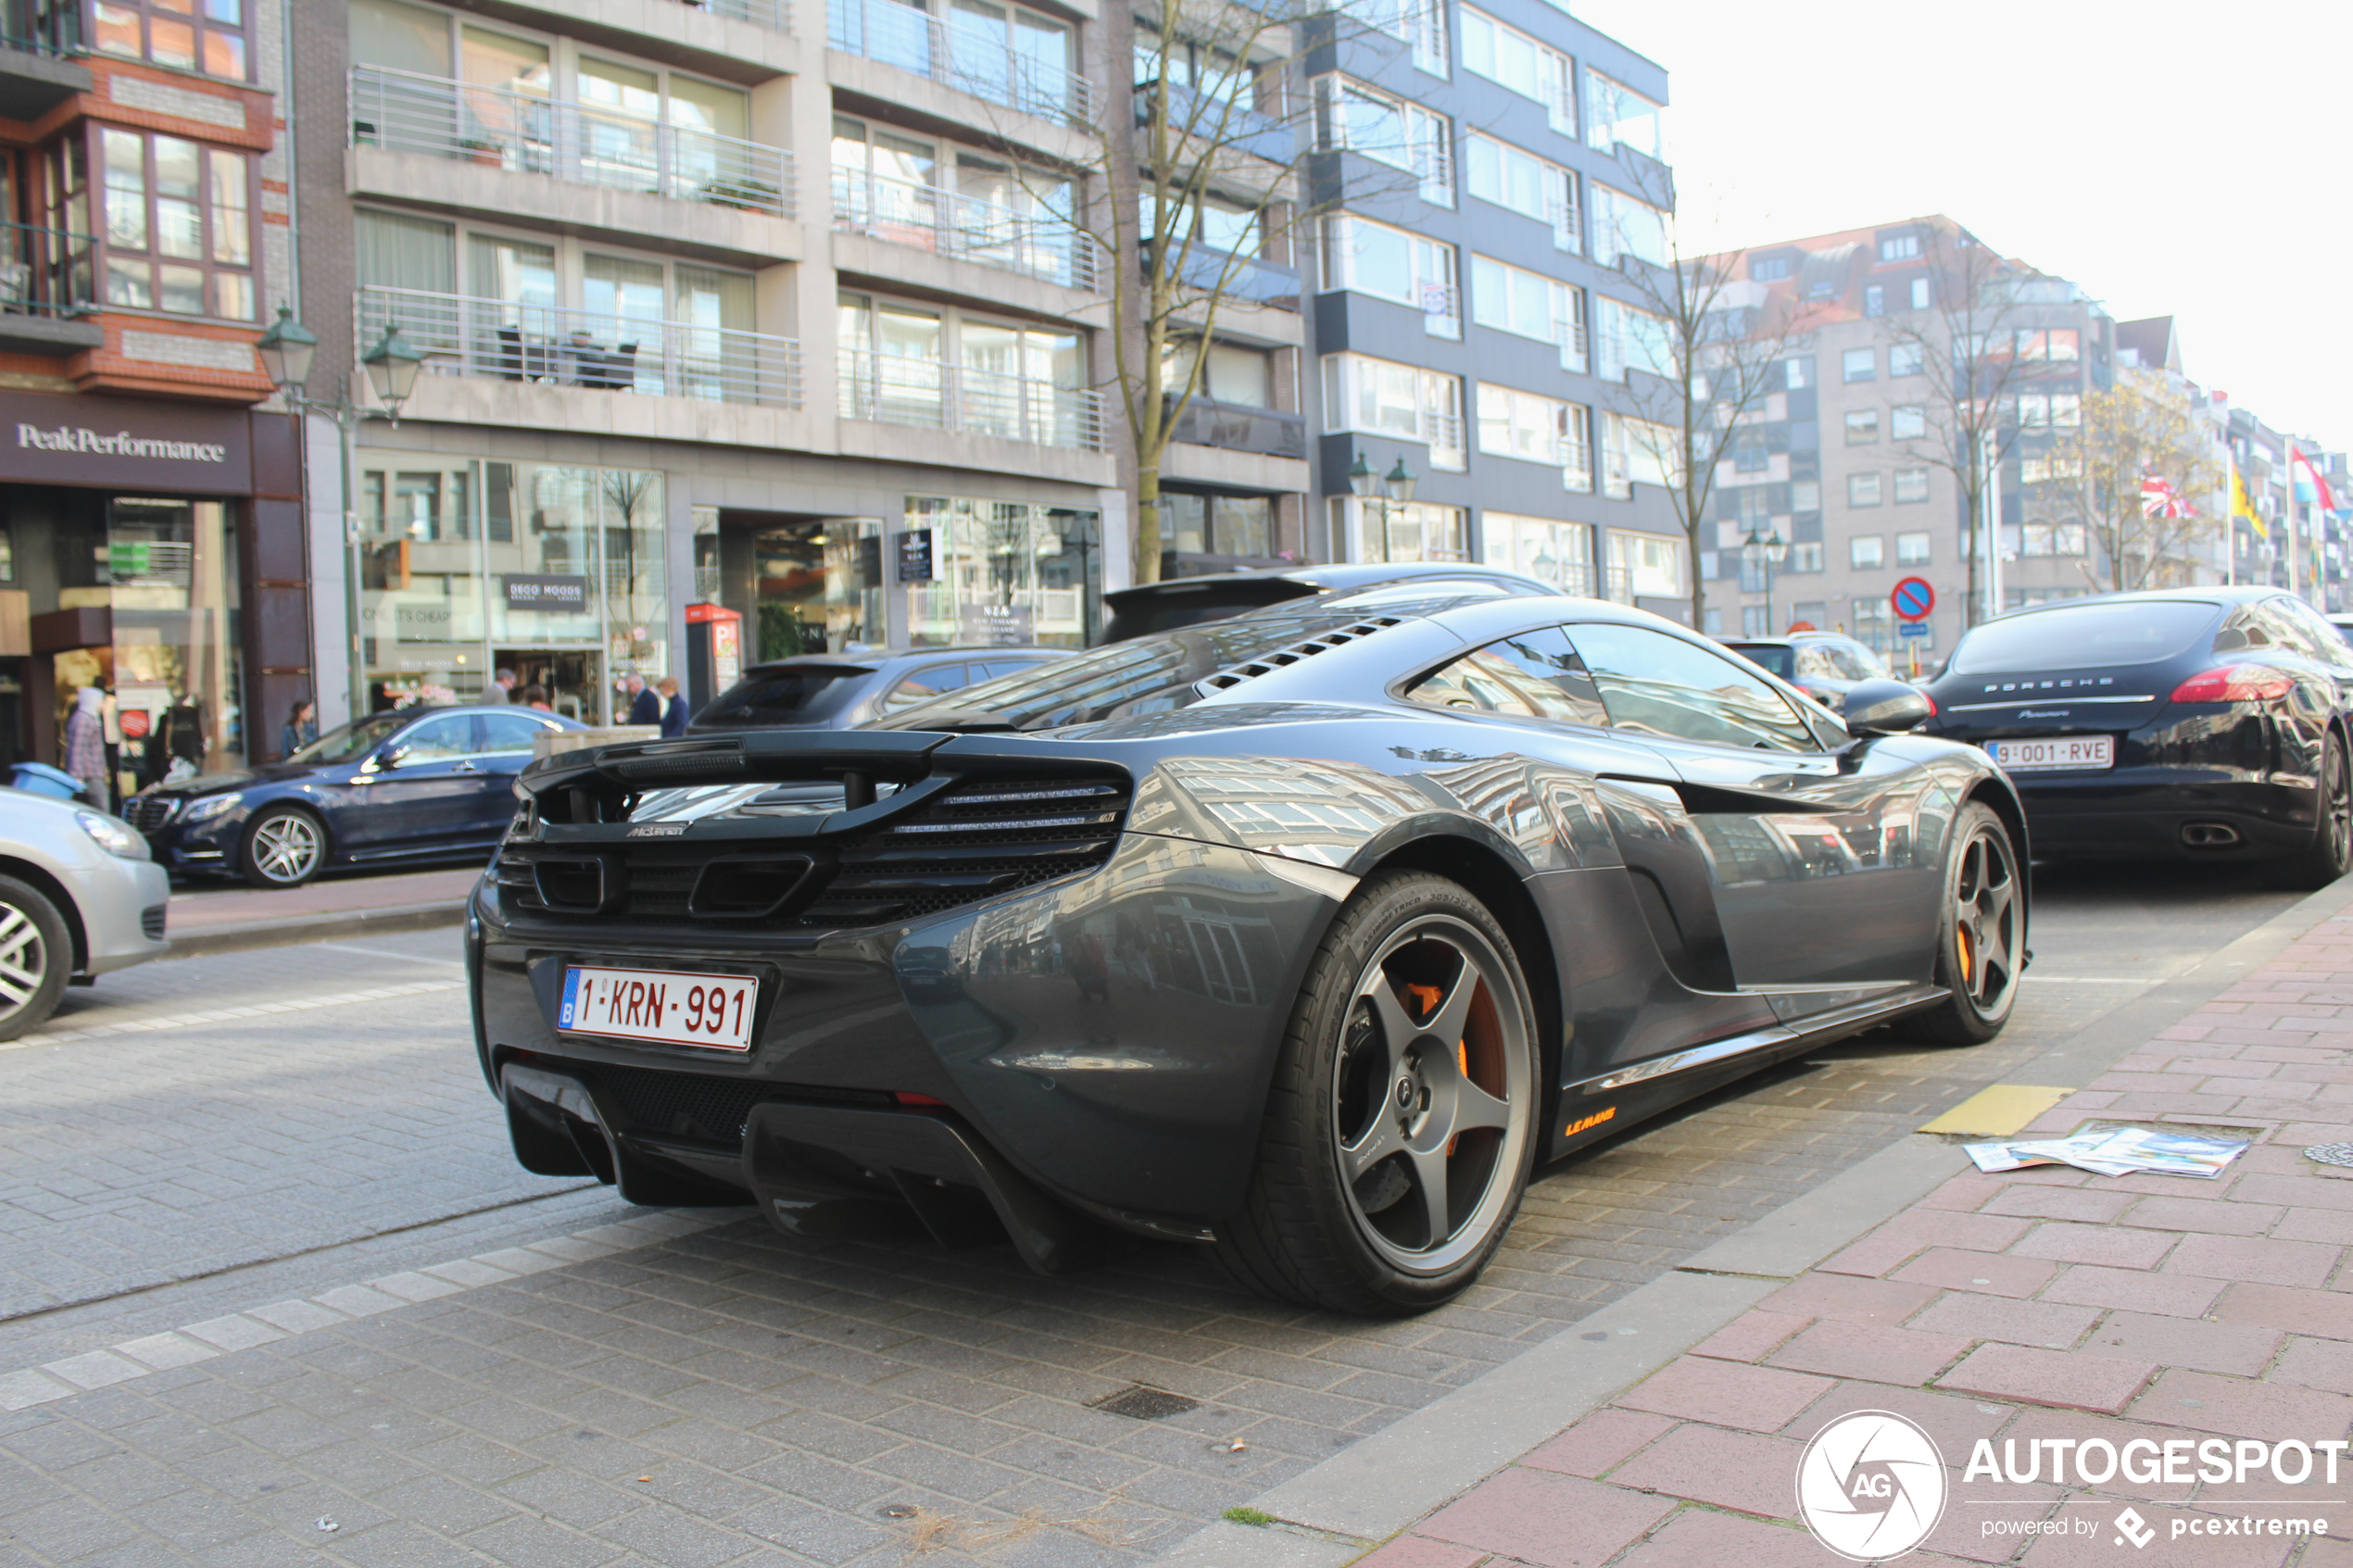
[256,307,422,729]
[1347,453,1417,561]
[1741,522,1789,637]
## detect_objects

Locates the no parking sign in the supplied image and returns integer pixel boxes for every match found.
[1892,577,1934,621]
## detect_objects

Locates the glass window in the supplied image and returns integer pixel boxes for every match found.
[479,710,554,751]
[1323,214,1456,329]
[1849,472,1883,508]
[1844,408,1880,445]
[105,496,245,776]
[1891,404,1926,441]
[1889,342,1924,377]
[393,712,475,760]
[1951,599,2219,673]
[1864,285,1884,318]
[1566,621,1818,752]
[349,0,448,74]
[95,129,256,319]
[1842,347,1875,383]
[1482,512,1595,594]
[1406,626,1608,725]
[1894,468,1930,504]
[1591,183,1666,267]
[1879,233,1920,262]
[1851,534,1884,568]
[1583,70,1662,158]
[882,663,972,709]
[1605,529,1681,596]
[94,0,249,79]
[1894,530,1931,564]
[1909,277,1930,309]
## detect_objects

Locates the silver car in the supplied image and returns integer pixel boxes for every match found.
[0,788,171,1039]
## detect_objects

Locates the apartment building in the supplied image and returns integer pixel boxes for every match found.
[1297,0,1690,615]
[2221,400,2348,611]
[294,0,1119,730]
[1709,218,2114,663]
[0,0,299,772]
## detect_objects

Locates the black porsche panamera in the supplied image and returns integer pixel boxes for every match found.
[470,587,2029,1315]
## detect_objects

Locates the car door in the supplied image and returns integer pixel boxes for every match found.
[470,709,559,843]
[349,711,487,857]
[1558,621,1944,987]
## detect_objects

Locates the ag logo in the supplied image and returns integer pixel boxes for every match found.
[1794,1410,1947,1562]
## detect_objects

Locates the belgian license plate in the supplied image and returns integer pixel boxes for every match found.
[1986,735,2114,772]
[558,965,758,1051]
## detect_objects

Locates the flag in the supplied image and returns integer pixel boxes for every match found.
[2291,446,2338,514]
[2232,459,2267,540]
[2140,475,2196,520]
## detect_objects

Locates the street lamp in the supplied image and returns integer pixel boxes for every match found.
[258,307,423,731]
[1742,523,1789,636]
[1348,453,1417,561]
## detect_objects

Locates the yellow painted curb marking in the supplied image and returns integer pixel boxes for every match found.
[1919,1085,2072,1137]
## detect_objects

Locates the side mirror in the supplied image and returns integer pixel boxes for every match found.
[371,744,407,771]
[1843,679,1933,735]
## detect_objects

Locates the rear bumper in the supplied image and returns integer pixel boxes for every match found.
[2011,774,2314,859]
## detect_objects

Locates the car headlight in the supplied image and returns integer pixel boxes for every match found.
[181,795,238,824]
[76,810,149,860]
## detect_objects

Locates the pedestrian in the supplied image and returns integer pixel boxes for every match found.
[655,675,688,737]
[624,673,661,728]
[489,668,518,703]
[280,699,316,759]
[521,684,554,712]
[62,685,108,810]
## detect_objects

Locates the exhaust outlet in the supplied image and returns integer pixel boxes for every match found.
[2181,822,2242,848]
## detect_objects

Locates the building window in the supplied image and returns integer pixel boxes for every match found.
[1791,480,1820,512]
[1460,7,1573,129]
[1584,70,1662,158]
[1591,183,1667,267]
[1606,529,1683,597]
[1863,285,1883,319]
[1594,295,1671,383]
[1844,408,1880,445]
[2022,521,2088,556]
[1482,511,1596,593]
[1889,342,1924,377]
[1465,132,1578,250]
[1477,382,1579,469]
[1849,472,1883,508]
[1730,432,1768,473]
[2011,328,2081,361]
[1315,77,1452,205]
[1783,356,1812,390]
[1879,232,1920,262]
[1741,604,1771,636]
[1471,254,1584,370]
[1843,347,1875,383]
[1788,541,1823,572]
[1322,352,1466,470]
[1891,404,1926,440]
[2020,455,2083,484]
[1162,491,1275,558]
[89,128,257,320]
[1851,533,1884,569]
[1751,257,1792,282]
[1337,496,1467,562]
[1322,213,1458,334]
[2016,391,2082,427]
[1909,277,1930,309]
[1894,468,1930,504]
[95,0,249,80]
[1894,530,1931,564]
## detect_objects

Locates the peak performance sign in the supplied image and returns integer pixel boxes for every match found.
[0,390,252,493]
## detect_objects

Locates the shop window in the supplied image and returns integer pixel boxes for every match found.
[104,496,243,780]
[88,128,256,320]
[94,0,249,81]
[1164,491,1275,558]
[899,496,1101,648]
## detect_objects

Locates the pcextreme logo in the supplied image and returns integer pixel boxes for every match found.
[1794,1411,1947,1562]
[1563,1106,1617,1137]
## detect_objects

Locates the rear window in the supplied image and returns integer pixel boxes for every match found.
[695,666,871,727]
[1949,601,2221,674]
[878,605,1401,730]
[1725,643,1795,680]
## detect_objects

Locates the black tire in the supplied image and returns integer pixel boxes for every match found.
[2269,730,2353,892]
[0,875,71,1042]
[1912,801,2025,1046]
[1213,872,1541,1316]
[242,805,327,889]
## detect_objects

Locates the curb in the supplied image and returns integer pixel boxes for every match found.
[1157,872,2353,1566]
[159,898,468,959]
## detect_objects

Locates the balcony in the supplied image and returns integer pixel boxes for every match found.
[675,0,791,30]
[349,67,797,220]
[1152,243,1301,308]
[1131,80,1292,166]
[0,0,88,119]
[1166,394,1303,458]
[838,349,1105,450]
[357,285,802,408]
[831,166,1097,290]
[826,0,1092,129]
[0,220,100,356]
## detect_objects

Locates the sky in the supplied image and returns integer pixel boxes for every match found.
[1569,0,2353,444]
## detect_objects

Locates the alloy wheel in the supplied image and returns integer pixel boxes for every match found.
[2326,741,2351,868]
[1953,820,2021,1019]
[253,814,321,884]
[0,901,46,1020]
[1331,916,1533,1275]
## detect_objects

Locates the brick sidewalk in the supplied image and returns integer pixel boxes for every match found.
[1346,918,2353,1568]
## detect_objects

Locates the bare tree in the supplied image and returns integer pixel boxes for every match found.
[2045,367,2223,593]
[1602,157,1817,632]
[1884,221,2050,628]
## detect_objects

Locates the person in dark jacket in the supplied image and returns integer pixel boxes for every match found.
[281,699,317,760]
[624,673,661,728]
[655,676,688,738]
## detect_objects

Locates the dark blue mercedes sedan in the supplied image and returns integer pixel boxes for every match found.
[126,704,585,887]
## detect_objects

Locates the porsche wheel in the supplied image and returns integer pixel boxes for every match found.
[1912,802,2023,1046]
[1214,872,1540,1316]
[243,806,326,888]
[2268,730,2352,891]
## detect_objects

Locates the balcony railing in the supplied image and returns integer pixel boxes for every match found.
[357,285,803,409]
[1166,394,1304,459]
[1554,314,1587,373]
[1132,80,1292,165]
[672,0,791,31]
[827,0,1092,127]
[1152,241,1301,308]
[0,220,93,316]
[831,166,1097,289]
[349,66,797,220]
[838,349,1105,451]
[0,0,79,55]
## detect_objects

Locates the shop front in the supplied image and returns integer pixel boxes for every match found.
[0,390,306,795]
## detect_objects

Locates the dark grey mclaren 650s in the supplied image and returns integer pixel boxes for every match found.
[470,586,2028,1315]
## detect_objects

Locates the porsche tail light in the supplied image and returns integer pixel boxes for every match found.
[2170,664,2293,704]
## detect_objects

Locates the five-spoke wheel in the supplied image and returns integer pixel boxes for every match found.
[1916,801,2023,1045]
